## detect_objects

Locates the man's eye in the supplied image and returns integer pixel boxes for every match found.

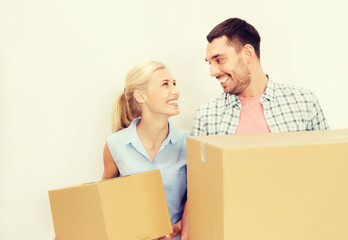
[216,59,222,63]
[173,82,176,86]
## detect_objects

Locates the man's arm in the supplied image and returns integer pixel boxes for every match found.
[308,92,329,130]
[191,107,207,136]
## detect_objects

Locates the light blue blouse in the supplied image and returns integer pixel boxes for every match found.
[107,119,190,227]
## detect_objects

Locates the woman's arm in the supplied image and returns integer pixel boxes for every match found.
[102,142,119,180]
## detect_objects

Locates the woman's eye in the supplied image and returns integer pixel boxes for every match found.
[163,83,168,86]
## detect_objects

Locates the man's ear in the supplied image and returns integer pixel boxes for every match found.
[133,90,146,104]
[242,44,255,64]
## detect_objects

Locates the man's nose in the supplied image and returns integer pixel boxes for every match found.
[210,63,220,77]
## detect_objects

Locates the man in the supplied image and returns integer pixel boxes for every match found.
[192,18,329,136]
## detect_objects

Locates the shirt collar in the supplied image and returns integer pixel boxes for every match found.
[224,74,276,106]
[122,119,139,145]
[225,93,240,107]
[162,122,176,146]
[261,76,276,102]
[123,118,177,146]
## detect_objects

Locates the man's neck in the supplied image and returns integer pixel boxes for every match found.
[238,68,268,98]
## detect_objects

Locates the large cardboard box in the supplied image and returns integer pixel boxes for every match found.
[187,129,348,240]
[49,169,172,240]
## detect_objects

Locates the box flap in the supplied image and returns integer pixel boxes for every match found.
[187,138,225,240]
[99,170,172,240]
[49,183,108,240]
[188,129,348,150]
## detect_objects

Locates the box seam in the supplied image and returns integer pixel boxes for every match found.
[98,182,110,240]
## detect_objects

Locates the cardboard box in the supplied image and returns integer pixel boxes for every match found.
[187,129,348,240]
[49,169,172,240]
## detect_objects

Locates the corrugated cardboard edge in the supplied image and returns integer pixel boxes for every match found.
[187,138,224,240]
[188,129,348,150]
[97,182,110,240]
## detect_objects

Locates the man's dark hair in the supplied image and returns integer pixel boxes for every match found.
[207,18,261,59]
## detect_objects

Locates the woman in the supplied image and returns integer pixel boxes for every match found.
[103,61,189,240]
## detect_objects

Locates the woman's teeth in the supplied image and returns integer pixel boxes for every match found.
[167,100,178,105]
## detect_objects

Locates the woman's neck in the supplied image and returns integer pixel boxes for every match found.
[136,115,169,160]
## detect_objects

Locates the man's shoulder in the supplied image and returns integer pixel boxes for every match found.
[270,80,315,99]
[273,81,312,93]
[196,93,227,110]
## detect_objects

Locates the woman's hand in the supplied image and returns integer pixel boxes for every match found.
[155,220,182,240]
[170,220,182,238]
[158,200,189,240]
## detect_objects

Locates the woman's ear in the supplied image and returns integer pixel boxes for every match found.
[133,90,146,104]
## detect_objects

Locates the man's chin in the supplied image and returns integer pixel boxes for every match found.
[224,88,238,95]
[222,86,232,94]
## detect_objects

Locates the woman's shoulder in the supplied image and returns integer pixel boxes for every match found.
[170,124,191,140]
[107,124,133,143]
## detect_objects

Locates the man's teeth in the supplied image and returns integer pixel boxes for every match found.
[167,100,178,105]
[220,76,230,84]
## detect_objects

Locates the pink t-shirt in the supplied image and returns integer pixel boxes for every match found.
[235,95,271,134]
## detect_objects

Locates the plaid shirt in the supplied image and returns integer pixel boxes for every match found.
[192,79,329,136]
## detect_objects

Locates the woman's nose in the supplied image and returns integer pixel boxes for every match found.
[172,85,180,97]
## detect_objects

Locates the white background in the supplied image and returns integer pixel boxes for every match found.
[1,0,347,239]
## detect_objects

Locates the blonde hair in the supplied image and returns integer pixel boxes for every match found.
[111,61,166,133]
